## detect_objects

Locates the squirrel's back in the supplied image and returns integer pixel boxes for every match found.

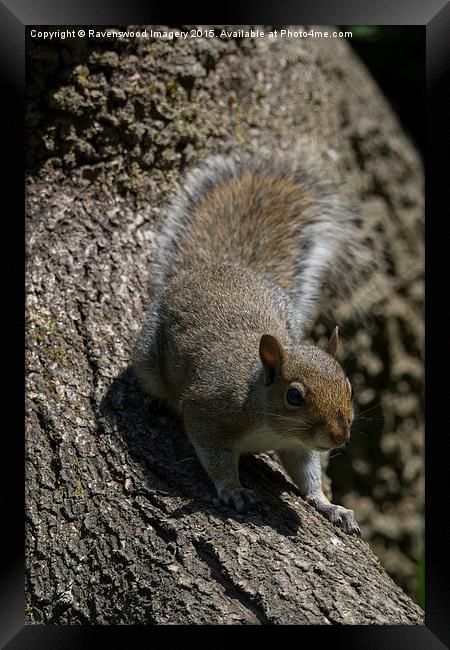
[150,152,369,332]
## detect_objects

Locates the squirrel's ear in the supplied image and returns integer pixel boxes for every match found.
[325,326,339,357]
[259,334,285,385]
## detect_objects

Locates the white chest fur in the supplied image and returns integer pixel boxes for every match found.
[237,424,287,454]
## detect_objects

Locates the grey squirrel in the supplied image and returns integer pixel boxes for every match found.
[132,152,369,534]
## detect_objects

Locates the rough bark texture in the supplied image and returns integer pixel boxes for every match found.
[25,26,424,623]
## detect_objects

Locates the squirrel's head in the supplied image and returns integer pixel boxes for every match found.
[258,327,353,451]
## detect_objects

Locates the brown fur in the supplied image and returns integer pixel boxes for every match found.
[178,170,314,293]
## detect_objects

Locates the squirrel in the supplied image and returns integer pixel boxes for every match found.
[132,151,370,534]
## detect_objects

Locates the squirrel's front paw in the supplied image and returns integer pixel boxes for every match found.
[214,482,257,514]
[305,496,360,535]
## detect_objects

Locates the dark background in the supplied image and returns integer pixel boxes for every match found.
[337,25,425,608]
[340,26,424,156]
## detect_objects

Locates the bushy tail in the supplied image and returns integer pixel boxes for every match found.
[149,151,373,332]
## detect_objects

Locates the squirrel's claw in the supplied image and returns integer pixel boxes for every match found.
[214,484,258,514]
[305,496,361,536]
[333,506,361,535]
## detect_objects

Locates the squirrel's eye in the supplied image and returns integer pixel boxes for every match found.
[286,386,304,406]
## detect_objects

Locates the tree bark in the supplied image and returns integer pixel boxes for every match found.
[25,26,424,624]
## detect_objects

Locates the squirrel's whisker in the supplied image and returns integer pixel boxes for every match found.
[355,403,381,417]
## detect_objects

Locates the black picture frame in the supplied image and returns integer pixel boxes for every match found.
[5,0,448,646]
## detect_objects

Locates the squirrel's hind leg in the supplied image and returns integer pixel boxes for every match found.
[278,447,360,535]
[131,298,173,407]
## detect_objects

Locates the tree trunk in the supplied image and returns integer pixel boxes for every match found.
[25,26,424,624]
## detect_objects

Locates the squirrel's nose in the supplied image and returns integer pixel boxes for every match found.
[329,424,350,446]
